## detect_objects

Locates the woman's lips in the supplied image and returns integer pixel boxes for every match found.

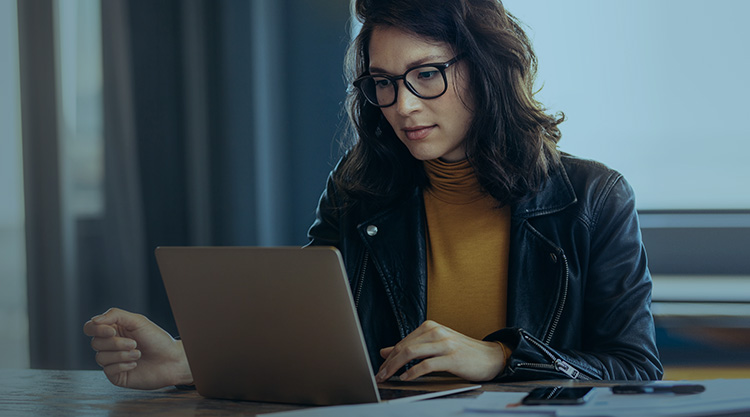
[403,125,435,141]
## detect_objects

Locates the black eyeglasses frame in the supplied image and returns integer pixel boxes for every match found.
[352,55,463,108]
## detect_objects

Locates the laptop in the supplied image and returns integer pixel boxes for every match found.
[155,246,480,406]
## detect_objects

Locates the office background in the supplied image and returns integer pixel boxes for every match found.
[1,0,748,372]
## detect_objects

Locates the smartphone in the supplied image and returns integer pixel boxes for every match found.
[611,383,705,395]
[521,386,594,405]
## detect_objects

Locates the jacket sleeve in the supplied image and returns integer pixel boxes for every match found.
[486,173,663,381]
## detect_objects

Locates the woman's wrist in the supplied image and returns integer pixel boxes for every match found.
[497,341,512,365]
[174,371,194,387]
[172,340,194,386]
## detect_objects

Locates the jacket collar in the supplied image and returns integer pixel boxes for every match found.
[511,161,577,219]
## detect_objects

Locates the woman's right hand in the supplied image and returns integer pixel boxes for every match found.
[83,308,193,390]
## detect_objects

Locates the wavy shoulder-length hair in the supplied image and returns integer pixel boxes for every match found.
[334,0,564,207]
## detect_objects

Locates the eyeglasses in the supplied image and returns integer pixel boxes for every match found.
[352,56,462,108]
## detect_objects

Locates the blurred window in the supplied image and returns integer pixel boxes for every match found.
[51,0,107,362]
[56,0,105,261]
[0,0,29,368]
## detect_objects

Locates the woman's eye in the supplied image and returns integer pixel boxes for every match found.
[418,70,438,80]
[374,78,392,89]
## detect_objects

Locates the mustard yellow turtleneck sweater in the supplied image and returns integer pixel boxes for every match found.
[423,158,510,340]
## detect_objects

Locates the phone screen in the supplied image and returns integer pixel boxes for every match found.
[521,386,594,405]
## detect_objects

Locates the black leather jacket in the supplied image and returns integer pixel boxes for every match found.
[307,154,663,381]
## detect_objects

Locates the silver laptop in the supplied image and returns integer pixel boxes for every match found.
[155,246,480,406]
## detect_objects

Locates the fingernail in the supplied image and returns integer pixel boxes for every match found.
[125,340,137,350]
[129,350,141,360]
[92,315,104,323]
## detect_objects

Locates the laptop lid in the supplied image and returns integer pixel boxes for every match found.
[155,246,380,405]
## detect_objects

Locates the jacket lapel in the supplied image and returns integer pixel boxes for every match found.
[356,188,427,338]
[506,163,578,335]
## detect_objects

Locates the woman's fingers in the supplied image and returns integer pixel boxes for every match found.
[377,321,451,382]
[83,308,193,389]
[378,320,447,360]
[84,308,150,337]
[95,349,141,367]
[90,336,137,352]
[378,341,448,382]
[83,322,116,338]
[102,362,138,387]
[376,320,506,382]
[379,346,394,358]
[399,355,450,381]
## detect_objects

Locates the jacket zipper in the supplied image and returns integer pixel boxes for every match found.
[354,251,369,309]
[544,252,569,344]
[516,253,590,380]
[517,332,590,380]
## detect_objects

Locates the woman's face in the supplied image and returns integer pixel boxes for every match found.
[368,26,474,162]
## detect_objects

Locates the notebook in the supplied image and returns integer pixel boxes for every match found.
[155,246,480,406]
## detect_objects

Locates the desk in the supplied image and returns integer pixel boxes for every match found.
[0,369,304,416]
[0,369,569,416]
[0,369,747,417]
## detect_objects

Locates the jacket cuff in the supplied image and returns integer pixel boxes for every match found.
[484,327,594,381]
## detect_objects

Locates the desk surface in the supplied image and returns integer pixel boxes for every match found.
[0,369,574,416]
[0,369,746,417]
[0,369,305,416]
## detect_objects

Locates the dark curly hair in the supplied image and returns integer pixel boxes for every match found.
[335,0,564,206]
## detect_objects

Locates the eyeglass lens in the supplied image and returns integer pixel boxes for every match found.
[360,65,447,107]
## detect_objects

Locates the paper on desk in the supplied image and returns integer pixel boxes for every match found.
[465,379,750,417]
[259,398,474,417]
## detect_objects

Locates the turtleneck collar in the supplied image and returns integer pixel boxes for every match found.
[423,158,486,204]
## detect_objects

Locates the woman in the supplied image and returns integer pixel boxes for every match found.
[84,0,662,389]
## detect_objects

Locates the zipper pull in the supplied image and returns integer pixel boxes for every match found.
[554,359,580,379]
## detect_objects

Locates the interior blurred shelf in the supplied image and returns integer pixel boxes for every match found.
[652,275,750,304]
[651,275,750,365]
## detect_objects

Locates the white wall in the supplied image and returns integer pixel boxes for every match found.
[504,0,750,210]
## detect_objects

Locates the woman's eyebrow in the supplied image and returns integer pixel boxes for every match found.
[369,55,449,74]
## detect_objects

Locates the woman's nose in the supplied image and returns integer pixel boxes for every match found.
[394,81,422,115]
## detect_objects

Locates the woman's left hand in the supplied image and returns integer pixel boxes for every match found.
[376,320,506,382]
